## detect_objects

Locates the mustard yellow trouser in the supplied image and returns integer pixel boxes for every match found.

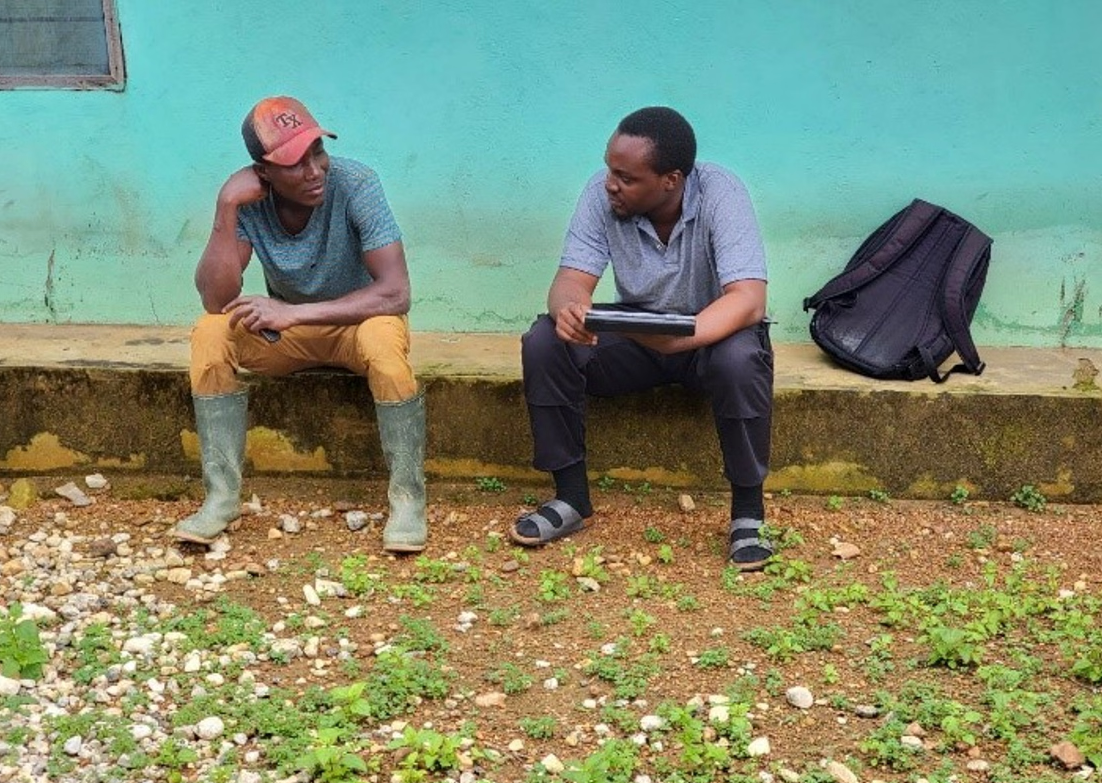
[189,313,418,402]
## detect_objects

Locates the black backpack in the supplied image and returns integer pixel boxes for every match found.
[803,199,992,382]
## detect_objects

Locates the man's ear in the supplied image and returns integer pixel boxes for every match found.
[662,170,683,191]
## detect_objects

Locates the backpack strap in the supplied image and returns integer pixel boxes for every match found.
[941,226,992,377]
[920,225,992,382]
[803,199,942,311]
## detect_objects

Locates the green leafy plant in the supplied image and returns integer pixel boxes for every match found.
[519,715,559,739]
[487,662,533,694]
[339,554,385,596]
[643,526,665,544]
[868,488,891,503]
[950,484,970,504]
[920,624,984,669]
[537,569,571,602]
[300,728,370,783]
[626,609,656,637]
[387,726,468,780]
[413,556,456,584]
[695,646,730,669]
[0,603,47,680]
[576,547,610,583]
[1011,484,1047,512]
[825,494,844,511]
[475,476,507,492]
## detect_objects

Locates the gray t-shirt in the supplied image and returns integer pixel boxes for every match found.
[235,157,402,304]
[560,162,766,315]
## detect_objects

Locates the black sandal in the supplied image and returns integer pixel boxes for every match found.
[510,499,587,547]
[728,518,774,572]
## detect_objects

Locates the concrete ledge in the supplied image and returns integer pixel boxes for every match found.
[1,324,1101,501]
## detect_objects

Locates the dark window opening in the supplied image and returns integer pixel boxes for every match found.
[0,0,125,90]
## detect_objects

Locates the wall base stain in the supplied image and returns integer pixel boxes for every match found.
[1038,468,1075,499]
[598,466,698,488]
[180,427,331,472]
[767,460,880,494]
[904,474,978,500]
[1,432,89,471]
[425,457,541,483]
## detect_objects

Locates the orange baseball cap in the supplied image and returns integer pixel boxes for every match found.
[241,96,337,166]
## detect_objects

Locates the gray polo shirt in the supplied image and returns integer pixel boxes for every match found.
[560,162,766,315]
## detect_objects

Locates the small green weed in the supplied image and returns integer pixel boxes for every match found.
[1011,484,1047,512]
[868,488,891,503]
[643,526,665,544]
[299,727,371,783]
[488,662,533,694]
[475,476,507,492]
[950,484,970,504]
[519,715,559,739]
[825,494,844,511]
[537,569,571,602]
[695,646,730,669]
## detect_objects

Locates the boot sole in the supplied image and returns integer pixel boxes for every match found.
[174,530,220,546]
[383,542,426,554]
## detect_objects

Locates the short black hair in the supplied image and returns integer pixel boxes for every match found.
[616,107,696,177]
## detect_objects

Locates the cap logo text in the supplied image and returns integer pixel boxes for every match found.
[274,112,303,130]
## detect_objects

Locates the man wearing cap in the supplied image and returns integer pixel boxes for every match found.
[514,106,775,571]
[175,96,428,553]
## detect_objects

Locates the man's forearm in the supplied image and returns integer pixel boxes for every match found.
[289,283,411,326]
[548,280,593,320]
[195,202,245,313]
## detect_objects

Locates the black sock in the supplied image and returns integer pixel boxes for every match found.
[731,483,764,522]
[553,460,593,517]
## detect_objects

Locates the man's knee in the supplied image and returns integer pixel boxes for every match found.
[191,313,233,348]
[355,317,416,401]
[521,315,559,367]
[702,327,774,417]
[190,314,239,394]
[354,316,409,363]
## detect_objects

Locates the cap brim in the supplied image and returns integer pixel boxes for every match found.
[263,127,337,166]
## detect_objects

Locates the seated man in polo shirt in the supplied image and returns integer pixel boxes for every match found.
[514,106,775,572]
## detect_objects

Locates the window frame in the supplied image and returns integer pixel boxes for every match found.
[0,0,126,91]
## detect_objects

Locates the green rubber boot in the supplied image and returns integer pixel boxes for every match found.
[174,391,248,545]
[376,390,428,553]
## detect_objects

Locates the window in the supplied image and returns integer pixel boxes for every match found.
[0,0,125,89]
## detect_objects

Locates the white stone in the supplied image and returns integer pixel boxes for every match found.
[825,760,859,783]
[640,715,663,732]
[196,716,225,741]
[786,686,814,709]
[541,754,565,774]
[0,676,21,696]
[747,736,771,756]
[709,704,730,723]
[123,636,155,656]
[84,474,109,490]
[303,584,321,606]
[62,736,82,755]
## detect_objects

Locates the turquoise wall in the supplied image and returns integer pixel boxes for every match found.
[1,1,1099,346]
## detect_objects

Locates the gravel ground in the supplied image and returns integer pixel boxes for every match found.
[1,475,1100,783]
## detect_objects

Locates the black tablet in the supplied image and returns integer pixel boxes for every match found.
[584,309,696,336]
